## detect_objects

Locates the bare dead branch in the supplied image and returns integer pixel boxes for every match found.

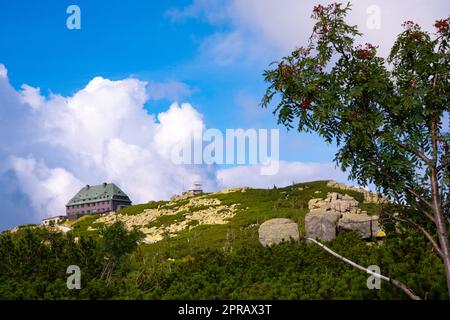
[307,237,422,300]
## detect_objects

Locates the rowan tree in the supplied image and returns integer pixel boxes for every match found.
[261,2,450,297]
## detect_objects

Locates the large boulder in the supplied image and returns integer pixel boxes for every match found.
[338,214,380,239]
[258,218,300,246]
[305,210,340,241]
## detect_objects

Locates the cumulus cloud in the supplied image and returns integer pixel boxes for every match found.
[154,103,205,158]
[0,65,219,230]
[20,84,45,109]
[10,157,83,219]
[0,63,350,231]
[217,161,348,189]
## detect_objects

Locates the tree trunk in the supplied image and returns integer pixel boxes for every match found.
[430,167,450,298]
[430,117,450,298]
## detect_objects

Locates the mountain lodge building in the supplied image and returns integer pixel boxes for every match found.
[66,183,132,219]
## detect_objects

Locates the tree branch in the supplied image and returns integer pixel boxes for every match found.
[380,171,435,224]
[411,200,436,224]
[307,237,422,300]
[405,187,433,209]
[388,214,443,259]
[398,143,431,165]
[368,134,433,211]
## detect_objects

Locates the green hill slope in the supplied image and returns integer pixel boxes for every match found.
[70,180,379,253]
[0,180,447,299]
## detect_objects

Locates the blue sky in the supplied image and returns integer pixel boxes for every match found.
[0,0,336,161]
[0,0,448,230]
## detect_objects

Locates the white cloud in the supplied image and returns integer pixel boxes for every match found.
[154,102,205,158]
[166,0,229,23]
[229,0,315,54]
[0,68,218,225]
[0,63,351,229]
[169,0,450,64]
[147,80,193,101]
[200,31,248,65]
[41,76,153,157]
[10,157,83,219]
[0,64,7,78]
[20,84,45,109]
[217,160,349,189]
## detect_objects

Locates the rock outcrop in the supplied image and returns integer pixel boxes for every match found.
[326,180,386,204]
[309,192,362,214]
[215,187,249,194]
[258,218,300,247]
[96,195,238,244]
[305,192,382,241]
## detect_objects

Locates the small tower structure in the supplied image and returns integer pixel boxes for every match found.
[189,181,203,195]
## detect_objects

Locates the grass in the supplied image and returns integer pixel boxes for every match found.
[146,211,188,229]
[26,180,445,300]
[70,180,382,259]
[70,215,100,237]
[116,200,168,216]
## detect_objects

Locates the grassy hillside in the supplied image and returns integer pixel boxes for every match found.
[70,180,380,254]
[0,180,447,299]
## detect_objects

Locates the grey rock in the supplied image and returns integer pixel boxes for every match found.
[258,218,300,247]
[338,214,380,239]
[305,210,340,241]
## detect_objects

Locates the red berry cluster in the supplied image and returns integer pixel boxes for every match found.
[313,3,341,15]
[313,4,325,15]
[299,100,310,110]
[401,20,426,41]
[411,31,423,41]
[355,43,376,60]
[319,25,329,34]
[435,18,449,31]
[299,96,313,110]
[312,3,342,37]
[402,20,419,30]
[279,64,299,82]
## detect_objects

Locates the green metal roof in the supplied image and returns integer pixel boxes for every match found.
[66,183,131,206]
